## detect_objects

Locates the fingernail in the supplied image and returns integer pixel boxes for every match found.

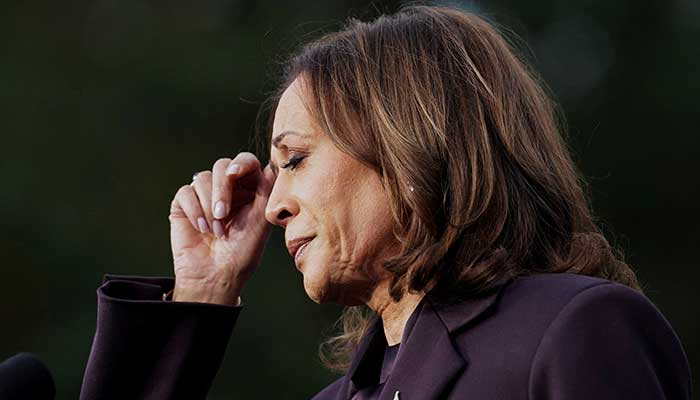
[214,201,226,219]
[226,164,240,175]
[212,220,225,238]
[197,217,210,233]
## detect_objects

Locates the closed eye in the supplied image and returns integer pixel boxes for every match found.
[281,154,306,171]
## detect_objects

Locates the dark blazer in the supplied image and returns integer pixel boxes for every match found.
[80,273,692,400]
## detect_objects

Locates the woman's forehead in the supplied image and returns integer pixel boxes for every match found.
[272,84,314,139]
[272,86,323,148]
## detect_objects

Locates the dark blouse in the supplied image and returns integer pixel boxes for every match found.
[352,343,401,400]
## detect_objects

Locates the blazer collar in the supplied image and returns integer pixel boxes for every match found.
[340,278,511,400]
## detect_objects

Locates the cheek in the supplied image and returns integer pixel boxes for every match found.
[297,151,395,278]
[352,203,395,265]
[329,179,396,271]
[301,169,346,237]
[347,174,394,243]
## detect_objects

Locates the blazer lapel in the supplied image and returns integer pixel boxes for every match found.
[377,298,465,400]
[337,315,386,400]
[336,278,511,400]
[381,281,509,399]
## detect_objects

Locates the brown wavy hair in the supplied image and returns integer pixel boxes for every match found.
[258,4,640,374]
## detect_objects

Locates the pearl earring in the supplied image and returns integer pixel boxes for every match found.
[409,186,414,192]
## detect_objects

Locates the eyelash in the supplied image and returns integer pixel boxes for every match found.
[281,154,306,171]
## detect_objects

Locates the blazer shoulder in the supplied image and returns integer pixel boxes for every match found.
[434,272,616,335]
[497,272,630,314]
[444,273,690,398]
[445,273,638,358]
[508,272,616,299]
[528,279,692,399]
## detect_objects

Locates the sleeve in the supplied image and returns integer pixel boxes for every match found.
[529,282,692,400]
[79,274,243,400]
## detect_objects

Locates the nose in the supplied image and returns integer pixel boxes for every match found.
[264,178,298,228]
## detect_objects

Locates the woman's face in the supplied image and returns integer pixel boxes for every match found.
[265,77,397,305]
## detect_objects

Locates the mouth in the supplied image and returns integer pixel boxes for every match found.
[293,237,315,268]
[286,236,315,261]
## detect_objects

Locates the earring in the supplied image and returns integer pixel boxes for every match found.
[409,186,414,192]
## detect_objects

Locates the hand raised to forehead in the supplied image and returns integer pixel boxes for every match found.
[168,152,276,306]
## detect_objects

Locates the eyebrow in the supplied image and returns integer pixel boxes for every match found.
[269,130,309,175]
[272,130,308,148]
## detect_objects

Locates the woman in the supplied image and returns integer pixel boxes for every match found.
[79,5,691,400]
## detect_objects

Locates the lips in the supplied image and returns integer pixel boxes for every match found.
[286,236,315,260]
[294,240,313,265]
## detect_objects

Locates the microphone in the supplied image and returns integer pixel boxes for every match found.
[0,353,55,400]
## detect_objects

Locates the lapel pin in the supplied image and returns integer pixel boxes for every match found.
[393,390,400,400]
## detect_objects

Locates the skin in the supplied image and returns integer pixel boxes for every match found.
[169,76,423,345]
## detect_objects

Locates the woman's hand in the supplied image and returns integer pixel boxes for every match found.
[168,153,276,305]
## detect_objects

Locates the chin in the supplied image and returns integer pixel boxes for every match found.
[300,261,331,304]
[301,270,368,307]
[302,275,329,304]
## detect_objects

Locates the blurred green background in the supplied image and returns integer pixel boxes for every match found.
[0,0,697,398]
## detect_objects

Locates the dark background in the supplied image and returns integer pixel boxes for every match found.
[1,0,697,398]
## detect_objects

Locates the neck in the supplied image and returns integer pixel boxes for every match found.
[366,280,425,346]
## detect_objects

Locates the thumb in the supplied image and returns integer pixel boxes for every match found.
[168,201,202,251]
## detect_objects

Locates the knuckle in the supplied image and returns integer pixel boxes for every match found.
[234,152,259,166]
[176,184,192,197]
[213,158,232,171]
[213,183,228,197]
[237,151,257,159]
[196,170,212,180]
